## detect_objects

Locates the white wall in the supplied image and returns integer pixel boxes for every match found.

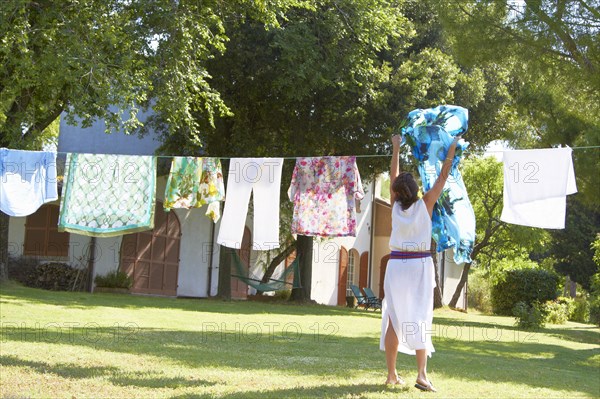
[441,249,466,308]
[310,183,374,305]
[153,177,215,298]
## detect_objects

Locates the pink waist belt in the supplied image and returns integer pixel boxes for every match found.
[390,250,431,259]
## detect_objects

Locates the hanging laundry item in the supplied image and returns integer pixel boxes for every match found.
[288,156,365,237]
[164,157,225,222]
[58,153,156,237]
[217,158,283,250]
[0,148,58,216]
[500,147,576,229]
[401,105,475,264]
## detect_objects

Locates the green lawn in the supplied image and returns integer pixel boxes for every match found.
[1,281,599,398]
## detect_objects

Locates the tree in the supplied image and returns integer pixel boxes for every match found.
[166,0,413,301]
[159,0,525,301]
[439,0,600,205]
[0,0,306,281]
[548,197,599,290]
[448,156,550,307]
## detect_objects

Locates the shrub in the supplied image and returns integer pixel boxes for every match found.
[7,256,40,285]
[590,300,600,326]
[273,289,292,301]
[27,262,83,291]
[513,301,546,329]
[94,270,132,289]
[589,273,600,326]
[570,293,591,323]
[544,297,574,324]
[491,268,559,315]
[467,271,492,313]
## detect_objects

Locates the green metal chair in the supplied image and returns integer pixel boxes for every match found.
[362,286,382,310]
[349,284,369,309]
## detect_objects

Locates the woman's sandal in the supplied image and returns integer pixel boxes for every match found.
[414,379,437,392]
[385,374,405,385]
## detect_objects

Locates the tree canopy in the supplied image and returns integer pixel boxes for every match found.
[0,0,307,148]
[439,0,600,204]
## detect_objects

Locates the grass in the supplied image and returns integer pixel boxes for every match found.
[1,280,599,399]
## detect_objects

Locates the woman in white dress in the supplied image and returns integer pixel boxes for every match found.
[381,134,460,391]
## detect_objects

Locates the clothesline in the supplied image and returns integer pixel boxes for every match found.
[40,144,600,159]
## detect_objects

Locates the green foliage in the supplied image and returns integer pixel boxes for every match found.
[513,301,546,330]
[492,268,559,316]
[94,270,133,289]
[593,235,600,266]
[462,157,550,272]
[0,0,307,148]
[571,293,591,324]
[273,289,292,301]
[549,197,600,290]
[544,297,574,325]
[488,257,541,286]
[590,273,600,326]
[467,269,492,313]
[378,175,390,200]
[438,0,600,204]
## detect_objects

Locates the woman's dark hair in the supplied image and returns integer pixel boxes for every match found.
[392,172,419,210]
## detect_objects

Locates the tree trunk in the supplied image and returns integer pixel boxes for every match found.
[430,239,443,308]
[431,249,444,309]
[449,262,472,308]
[217,245,232,300]
[291,235,312,302]
[87,237,97,292]
[569,278,577,298]
[256,242,296,295]
[0,211,9,281]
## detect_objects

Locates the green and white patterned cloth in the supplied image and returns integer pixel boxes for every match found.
[58,153,157,237]
[164,157,225,222]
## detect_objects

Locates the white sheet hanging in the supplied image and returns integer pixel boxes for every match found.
[500,147,577,229]
[0,148,58,217]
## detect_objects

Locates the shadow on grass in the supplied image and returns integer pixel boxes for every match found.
[0,354,215,389]
[169,383,407,399]
[0,354,120,379]
[0,281,368,317]
[2,323,599,397]
[434,315,600,345]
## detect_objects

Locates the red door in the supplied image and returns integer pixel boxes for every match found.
[337,246,348,306]
[359,251,369,291]
[120,204,181,296]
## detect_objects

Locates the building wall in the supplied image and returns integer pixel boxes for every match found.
[7,200,94,270]
[440,249,467,308]
[154,177,216,298]
[310,183,374,306]
[58,113,218,297]
[372,199,392,298]
[58,110,162,156]
[6,176,217,298]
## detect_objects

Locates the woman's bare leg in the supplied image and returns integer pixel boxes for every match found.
[416,349,429,384]
[385,317,400,383]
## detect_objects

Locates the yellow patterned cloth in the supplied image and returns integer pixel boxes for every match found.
[164,157,225,222]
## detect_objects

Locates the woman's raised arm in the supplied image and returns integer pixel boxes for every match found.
[422,136,461,216]
[389,135,402,205]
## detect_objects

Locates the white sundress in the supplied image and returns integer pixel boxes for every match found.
[380,199,436,357]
